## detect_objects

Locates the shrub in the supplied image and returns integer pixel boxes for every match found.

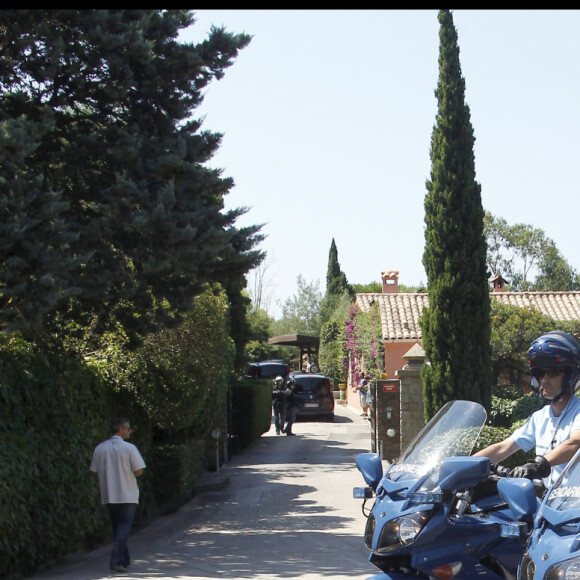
[489,393,547,429]
[230,378,272,451]
[475,424,534,469]
[0,334,112,578]
[512,394,548,422]
[489,395,518,428]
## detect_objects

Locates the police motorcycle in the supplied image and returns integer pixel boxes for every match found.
[354,400,541,580]
[516,445,580,579]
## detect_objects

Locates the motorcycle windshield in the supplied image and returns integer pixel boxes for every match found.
[386,400,487,485]
[543,447,580,522]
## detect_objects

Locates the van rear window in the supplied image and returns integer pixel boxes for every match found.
[295,378,329,392]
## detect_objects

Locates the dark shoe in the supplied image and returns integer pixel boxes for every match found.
[276,430,281,435]
[110,565,129,573]
[286,431,295,436]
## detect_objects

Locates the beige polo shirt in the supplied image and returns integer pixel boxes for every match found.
[90,435,146,504]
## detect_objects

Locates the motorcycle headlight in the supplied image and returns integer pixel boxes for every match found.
[364,512,376,550]
[545,556,580,580]
[518,553,535,580]
[375,512,431,554]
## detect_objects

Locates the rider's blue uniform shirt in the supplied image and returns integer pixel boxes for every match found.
[511,394,580,487]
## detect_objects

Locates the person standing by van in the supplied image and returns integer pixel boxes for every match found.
[283,379,299,436]
[272,376,286,435]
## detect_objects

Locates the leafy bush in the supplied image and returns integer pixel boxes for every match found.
[475,424,534,469]
[319,319,346,388]
[483,392,548,470]
[492,383,524,401]
[512,394,548,422]
[489,392,547,429]
[148,441,206,514]
[1,285,241,578]
[489,395,518,428]
[0,334,112,578]
[230,379,272,451]
[89,284,235,439]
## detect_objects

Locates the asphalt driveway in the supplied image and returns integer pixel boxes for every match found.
[32,403,376,580]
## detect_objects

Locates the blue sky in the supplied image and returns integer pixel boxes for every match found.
[181,10,580,318]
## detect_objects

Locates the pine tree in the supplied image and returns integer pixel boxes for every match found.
[0,10,264,336]
[421,10,491,419]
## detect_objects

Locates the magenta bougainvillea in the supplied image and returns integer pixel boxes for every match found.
[343,303,384,384]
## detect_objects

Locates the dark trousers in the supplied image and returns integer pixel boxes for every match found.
[273,405,286,433]
[107,503,137,568]
[284,407,297,433]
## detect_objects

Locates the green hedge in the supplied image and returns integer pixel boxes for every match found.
[0,335,112,578]
[489,393,547,428]
[473,393,548,470]
[0,285,261,578]
[230,379,272,451]
[146,441,206,516]
[0,329,233,578]
[474,424,534,469]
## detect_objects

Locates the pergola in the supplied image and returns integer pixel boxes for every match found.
[267,334,320,371]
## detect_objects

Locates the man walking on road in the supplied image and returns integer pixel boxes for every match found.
[90,417,146,573]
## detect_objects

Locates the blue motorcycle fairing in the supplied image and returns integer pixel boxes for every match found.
[524,525,580,579]
[537,503,580,527]
[379,477,409,495]
[513,448,580,579]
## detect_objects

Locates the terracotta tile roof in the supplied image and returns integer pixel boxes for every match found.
[355,291,580,342]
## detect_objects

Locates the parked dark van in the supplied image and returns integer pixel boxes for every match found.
[244,359,288,381]
[290,372,334,421]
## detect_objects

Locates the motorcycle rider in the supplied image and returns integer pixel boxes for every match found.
[272,376,286,435]
[475,331,580,488]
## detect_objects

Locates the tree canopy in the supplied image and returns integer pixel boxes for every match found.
[0,9,263,338]
[484,211,579,291]
[277,274,322,335]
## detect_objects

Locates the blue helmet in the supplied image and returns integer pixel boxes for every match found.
[528,331,580,396]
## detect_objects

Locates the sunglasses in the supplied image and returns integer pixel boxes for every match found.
[533,368,565,379]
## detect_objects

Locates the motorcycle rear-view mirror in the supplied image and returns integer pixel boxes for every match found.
[437,456,490,491]
[498,478,538,520]
[355,453,383,488]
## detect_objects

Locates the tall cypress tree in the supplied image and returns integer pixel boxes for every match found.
[421,10,491,419]
[326,238,350,297]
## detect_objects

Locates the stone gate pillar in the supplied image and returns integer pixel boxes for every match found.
[396,343,426,451]
[370,378,401,462]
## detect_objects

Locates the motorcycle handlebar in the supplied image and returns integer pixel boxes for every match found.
[490,463,512,478]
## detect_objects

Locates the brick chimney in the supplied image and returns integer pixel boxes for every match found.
[490,273,507,293]
[381,270,399,293]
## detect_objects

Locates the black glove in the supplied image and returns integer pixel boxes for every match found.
[509,455,551,480]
